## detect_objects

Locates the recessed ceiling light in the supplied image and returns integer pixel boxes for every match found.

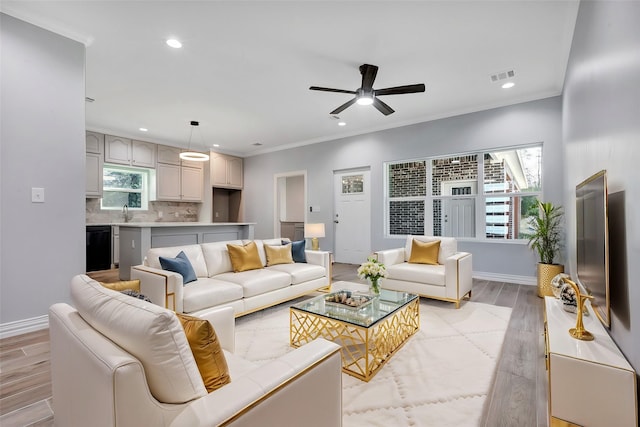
[139,127,148,132]
[212,144,220,148]
[166,39,182,49]
[338,122,346,126]
[501,82,515,89]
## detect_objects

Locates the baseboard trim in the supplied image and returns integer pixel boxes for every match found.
[473,271,536,286]
[0,315,49,339]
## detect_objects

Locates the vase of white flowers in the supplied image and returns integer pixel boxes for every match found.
[357,257,388,296]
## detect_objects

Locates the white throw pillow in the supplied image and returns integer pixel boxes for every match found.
[70,275,207,404]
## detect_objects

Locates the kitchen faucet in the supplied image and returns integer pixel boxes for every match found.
[122,204,129,222]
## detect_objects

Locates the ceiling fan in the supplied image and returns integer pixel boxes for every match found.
[309,64,425,116]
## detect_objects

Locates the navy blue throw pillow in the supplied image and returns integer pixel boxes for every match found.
[282,239,307,263]
[159,251,197,284]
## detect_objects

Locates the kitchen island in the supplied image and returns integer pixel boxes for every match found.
[117,222,255,279]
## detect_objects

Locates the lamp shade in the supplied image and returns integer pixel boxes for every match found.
[304,223,325,238]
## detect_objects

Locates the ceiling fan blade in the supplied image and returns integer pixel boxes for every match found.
[309,86,357,94]
[359,64,378,91]
[372,97,395,116]
[330,98,357,115]
[375,84,426,96]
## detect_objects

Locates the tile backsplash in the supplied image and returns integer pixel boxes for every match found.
[86,199,201,223]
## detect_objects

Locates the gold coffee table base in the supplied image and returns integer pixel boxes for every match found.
[290,297,420,382]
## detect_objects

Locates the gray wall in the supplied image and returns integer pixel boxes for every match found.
[0,15,86,326]
[244,96,564,280]
[562,1,640,373]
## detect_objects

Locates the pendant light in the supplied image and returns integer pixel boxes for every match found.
[179,120,210,162]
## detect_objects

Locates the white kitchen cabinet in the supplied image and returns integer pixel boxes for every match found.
[86,131,104,154]
[105,135,156,168]
[180,166,204,201]
[86,152,103,198]
[544,297,637,426]
[156,163,202,202]
[131,140,156,168]
[210,152,243,189]
[157,145,181,165]
[112,225,119,267]
[86,131,104,198]
[105,135,131,165]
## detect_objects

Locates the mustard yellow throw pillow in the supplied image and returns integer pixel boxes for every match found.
[176,313,231,393]
[408,239,441,265]
[99,279,140,292]
[264,244,294,266]
[226,241,264,272]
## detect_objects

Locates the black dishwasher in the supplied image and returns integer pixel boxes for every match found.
[86,225,111,272]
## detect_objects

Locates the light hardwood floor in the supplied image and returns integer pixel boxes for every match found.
[0,265,548,427]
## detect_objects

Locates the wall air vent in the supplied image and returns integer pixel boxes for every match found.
[489,70,515,83]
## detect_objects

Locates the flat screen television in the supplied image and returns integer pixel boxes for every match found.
[575,170,610,327]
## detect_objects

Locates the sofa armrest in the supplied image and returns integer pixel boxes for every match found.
[444,252,473,299]
[131,265,184,313]
[375,248,406,266]
[171,339,342,427]
[305,250,331,275]
[191,306,235,353]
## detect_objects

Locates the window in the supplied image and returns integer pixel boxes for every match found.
[101,165,150,210]
[385,144,542,240]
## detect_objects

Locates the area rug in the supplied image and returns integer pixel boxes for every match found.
[234,299,512,427]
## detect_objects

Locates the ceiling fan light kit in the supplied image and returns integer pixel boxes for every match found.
[180,120,210,162]
[310,64,425,116]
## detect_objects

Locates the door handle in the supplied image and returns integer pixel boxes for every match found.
[334,220,339,223]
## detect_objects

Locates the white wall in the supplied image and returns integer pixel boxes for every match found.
[562,1,640,374]
[0,14,86,333]
[244,96,563,281]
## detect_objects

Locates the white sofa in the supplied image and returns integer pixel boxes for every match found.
[131,238,330,317]
[375,236,473,308]
[49,275,342,427]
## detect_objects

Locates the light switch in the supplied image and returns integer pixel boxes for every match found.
[31,187,45,203]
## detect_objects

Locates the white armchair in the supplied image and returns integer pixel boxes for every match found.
[375,236,472,308]
[49,275,342,427]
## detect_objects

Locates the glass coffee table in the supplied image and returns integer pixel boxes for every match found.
[290,281,420,382]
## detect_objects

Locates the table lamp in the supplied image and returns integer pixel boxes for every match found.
[304,223,325,251]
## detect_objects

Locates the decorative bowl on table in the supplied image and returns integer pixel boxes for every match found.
[325,290,373,310]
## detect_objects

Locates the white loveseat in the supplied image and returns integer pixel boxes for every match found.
[375,236,473,308]
[49,275,342,427]
[131,239,330,317]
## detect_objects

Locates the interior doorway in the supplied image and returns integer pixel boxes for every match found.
[273,171,307,240]
[333,168,371,264]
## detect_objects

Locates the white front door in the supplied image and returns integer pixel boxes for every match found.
[333,169,371,264]
[443,198,475,237]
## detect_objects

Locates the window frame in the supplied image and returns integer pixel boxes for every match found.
[100,164,150,211]
[384,143,543,242]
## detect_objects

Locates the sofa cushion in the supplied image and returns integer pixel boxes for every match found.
[214,269,291,298]
[264,244,294,266]
[408,239,440,265]
[100,279,140,292]
[176,313,231,393]
[70,275,206,404]
[182,278,244,313]
[227,241,264,272]
[146,245,209,278]
[159,251,198,284]
[405,236,457,265]
[201,240,240,277]
[285,240,307,263]
[387,263,446,286]
[267,263,326,285]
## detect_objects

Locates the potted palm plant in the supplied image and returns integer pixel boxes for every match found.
[527,200,564,297]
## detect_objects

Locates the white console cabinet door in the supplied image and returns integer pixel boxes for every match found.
[86,131,104,154]
[86,152,103,198]
[156,163,181,200]
[180,166,203,201]
[131,140,156,168]
[105,135,132,165]
[545,297,637,427]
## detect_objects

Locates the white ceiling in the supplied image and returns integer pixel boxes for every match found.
[2,1,579,157]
